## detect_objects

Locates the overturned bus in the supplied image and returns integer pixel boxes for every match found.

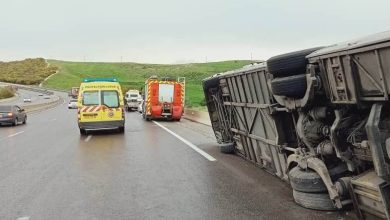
[203,31,390,219]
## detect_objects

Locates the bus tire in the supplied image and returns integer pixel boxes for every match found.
[220,142,235,154]
[267,47,323,77]
[292,190,337,211]
[289,164,348,193]
[271,74,307,98]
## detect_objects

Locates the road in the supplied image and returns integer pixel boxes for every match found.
[0,91,356,220]
[0,87,55,107]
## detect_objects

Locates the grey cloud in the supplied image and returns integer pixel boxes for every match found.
[1,0,390,63]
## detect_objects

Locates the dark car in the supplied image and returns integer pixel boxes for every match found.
[0,105,27,126]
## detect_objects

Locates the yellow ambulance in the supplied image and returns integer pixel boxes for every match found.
[77,78,125,135]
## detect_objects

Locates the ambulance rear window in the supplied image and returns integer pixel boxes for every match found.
[83,91,99,106]
[102,90,119,108]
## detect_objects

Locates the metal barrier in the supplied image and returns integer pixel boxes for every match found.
[22,96,63,113]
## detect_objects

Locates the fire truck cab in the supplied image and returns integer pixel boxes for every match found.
[142,76,184,121]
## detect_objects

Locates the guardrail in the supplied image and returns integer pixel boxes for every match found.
[16,85,53,95]
[22,96,63,113]
[40,87,69,93]
[0,81,65,113]
[0,82,54,95]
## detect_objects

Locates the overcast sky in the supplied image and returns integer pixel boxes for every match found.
[1,0,390,63]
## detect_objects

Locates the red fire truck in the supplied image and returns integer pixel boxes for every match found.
[142,76,185,121]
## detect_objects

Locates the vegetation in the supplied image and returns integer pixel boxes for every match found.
[0,58,58,85]
[45,60,255,106]
[0,87,15,99]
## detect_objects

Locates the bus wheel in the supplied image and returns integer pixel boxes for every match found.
[219,142,235,154]
[292,190,337,211]
[288,164,348,193]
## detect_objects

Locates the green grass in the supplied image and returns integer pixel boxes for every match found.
[45,60,255,107]
[0,58,58,85]
[0,87,15,99]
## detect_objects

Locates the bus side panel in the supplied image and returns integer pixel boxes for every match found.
[222,68,294,180]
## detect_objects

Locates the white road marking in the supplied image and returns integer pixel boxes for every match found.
[0,131,25,142]
[85,135,92,142]
[153,121,216,162]
[17,217,30,220]
[51,118,57,121]
[8,131,25,138]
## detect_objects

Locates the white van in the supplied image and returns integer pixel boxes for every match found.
[125,90,142,111]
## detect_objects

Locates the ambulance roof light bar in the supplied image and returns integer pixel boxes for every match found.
[83,78,118,82]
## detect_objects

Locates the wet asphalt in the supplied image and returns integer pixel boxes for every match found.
[1,88,54,106]
[0,93,356,220]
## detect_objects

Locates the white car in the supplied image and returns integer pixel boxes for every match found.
[138,100,144,113]
[23,97,32,102]
[68,100,78,109]
[125,90,142,111]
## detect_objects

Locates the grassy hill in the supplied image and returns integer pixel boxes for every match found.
[45,60,254,107]
[0,58,58,84]
[0,87,15,99]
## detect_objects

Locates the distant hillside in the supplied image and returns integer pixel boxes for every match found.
[0,58,58,85]
[45,60,255,107]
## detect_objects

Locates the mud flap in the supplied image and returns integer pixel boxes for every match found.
[172,106,183,119]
